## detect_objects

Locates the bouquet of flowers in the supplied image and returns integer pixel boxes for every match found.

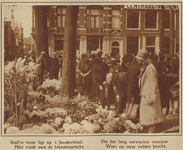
[41,79,61,91]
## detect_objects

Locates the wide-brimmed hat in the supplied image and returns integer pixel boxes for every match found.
[96,48,103,53]
[101,54,107,58]
[41,51,46,55]
[135,49,149,61]
[81,53,87,58]
[107,58,117,65]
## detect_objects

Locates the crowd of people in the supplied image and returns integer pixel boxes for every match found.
[76,48,179,133]
[32,51,63,90]
[31,48,179,133]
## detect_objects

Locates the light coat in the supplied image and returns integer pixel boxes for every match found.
[138,63,162,125]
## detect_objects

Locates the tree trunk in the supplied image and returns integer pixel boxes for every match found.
[160,5,164,54]
[34,6,49,58]
[170,6,175,57]
[60,6,79,101]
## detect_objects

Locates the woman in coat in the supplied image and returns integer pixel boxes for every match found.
[136,49,162,133]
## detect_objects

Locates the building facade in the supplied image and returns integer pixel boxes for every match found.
[4,21,24,62]
[32,5,179,58]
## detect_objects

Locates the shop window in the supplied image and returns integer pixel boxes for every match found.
[145,10,157,29]
[146,37,155,46]
[164,10,170,29]
[146,37,155,58]
[76,40,80,50]
[127,37,138,54]
[55,39,79,51]
[127,10,139,29]
[112,8,120,29]
[87,38,103,52]
[164,37,170,53]
[55,40,64,50]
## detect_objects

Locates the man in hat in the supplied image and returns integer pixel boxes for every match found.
[126,53,141,112]
[100,58,122,109]
[101,53,111,64]
[96,48,103,58]
[47,52,60,79]
[120,53,134,72]
[76,53,92,99]
[36,51,46,86]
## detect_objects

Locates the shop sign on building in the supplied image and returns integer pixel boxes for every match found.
[124,5,179,10]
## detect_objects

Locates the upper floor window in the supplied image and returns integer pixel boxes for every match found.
[164,10,170,29]
[56,7,66,32]
[127,10,139,29]
[87,7,103,33]
[112,7,120,29]
[61,8,66,27]
[48,7,57,28]
[145,10,157,29]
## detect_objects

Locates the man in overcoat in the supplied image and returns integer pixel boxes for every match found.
[126,59,141,112]
[47,52,60,80]
[36,51,46,86]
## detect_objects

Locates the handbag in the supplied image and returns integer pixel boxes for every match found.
[126,101,139,121]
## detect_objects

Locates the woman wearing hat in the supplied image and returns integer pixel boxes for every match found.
[136,49,162,133]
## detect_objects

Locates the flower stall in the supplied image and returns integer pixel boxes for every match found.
[4,58,143,134]
[4,58,37,128]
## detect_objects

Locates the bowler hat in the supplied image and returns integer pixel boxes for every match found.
[135,49,149,61]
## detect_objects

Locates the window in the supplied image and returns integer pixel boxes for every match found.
[164,37,170,53]
[62,8,66,27]
[164,10,170,29]
[49,7,57,28]
[91,9,100,28]
[56,7,66,32]
[57,7,61,27]
[87,7,103,33]
[145,10,157,29]
[127,37,138,54]
[146,37,155,58]
[55,39,79,51]
[87,38,103,51]
[112,41,120,57]
[55,40,64,50]
[112,8,120,29]
[76,40,80,50]
[127,10,139,29]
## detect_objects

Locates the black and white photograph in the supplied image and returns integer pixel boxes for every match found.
[1,0,182,150]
